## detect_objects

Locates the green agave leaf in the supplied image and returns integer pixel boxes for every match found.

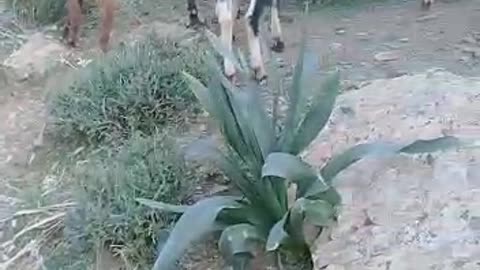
[266,216,290,252]
[230,253,254,270]
[284,198,335,246]
[266,55,283,130]
[399,136,461,154]
[281,38,339,155]
[219,224,265,265]
[290,71,340,154]
[183,71,216,117]
[233,85,275,163]
[204,29,244,73]
[262,152,329,198]
[296,198,336,227]
[152,196,242,270]
[281,36,309,152]
[321,136,463,184]
[305,187,342,206]
[135,198,187,214]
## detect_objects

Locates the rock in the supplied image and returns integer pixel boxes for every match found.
[374,51,401,62]
[416,12,442,22]
[325,265,346,270]
[309,71,480,270]
[329,42,344,53]
[2,33,67,81]
[457,45,480,57]
[386,69,407,78]
[335,28,346,35]
[399,38,409,43]
[461,36,477,44]
[459,56,471,63]
[355,32,369,41]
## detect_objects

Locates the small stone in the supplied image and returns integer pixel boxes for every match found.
[386,69,407,78]
[335,28,346,35]
[385,43,402,49]
[459,56,471,63]
[399,38,409,43]
[329,42,344,52]
[325,265,346,270]
[416,12,441,22]
[458,45,480,57]
[374,51,401,62]
[461,36,477,44]
[356,32,369,40]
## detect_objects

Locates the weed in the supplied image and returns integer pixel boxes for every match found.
[6,0,67,25]
[50,35,207,146]
[56,132,197,269]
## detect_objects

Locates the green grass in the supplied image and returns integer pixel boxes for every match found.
[45,132,198,269]
[5,0,67,25]
[50,34,208,146]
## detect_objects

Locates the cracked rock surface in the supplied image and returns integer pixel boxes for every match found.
[307,70,480,270]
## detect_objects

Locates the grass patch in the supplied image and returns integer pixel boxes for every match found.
[45,132,197,269]
[50,35,207,146]
[5,0,67,25]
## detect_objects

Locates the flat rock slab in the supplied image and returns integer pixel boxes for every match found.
[307,70,480,270]
[2,33,67,81]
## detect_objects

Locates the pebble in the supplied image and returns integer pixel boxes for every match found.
[459,56,470,63]
[458,45,480,57]
[356,32,370,40]
[335,28,346,35]
[461,36,477,44]
[416,12,441,22]
[374,51,401,62]
[399,38,409,43]
[329,42,344,52]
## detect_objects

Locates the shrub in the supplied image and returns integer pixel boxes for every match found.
[50,35,207,146]
[6,0,67,25]
[139,31,466,270]
[60,132,197,268]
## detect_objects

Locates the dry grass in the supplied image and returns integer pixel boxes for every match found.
[0,175,74,270]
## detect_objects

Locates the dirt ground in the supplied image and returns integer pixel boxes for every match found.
[3,0,480,182]
[0,0,479,268]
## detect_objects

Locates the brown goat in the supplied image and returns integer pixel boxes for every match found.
[63,0,117,52]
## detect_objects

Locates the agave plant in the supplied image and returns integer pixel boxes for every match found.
[138,31,466,270]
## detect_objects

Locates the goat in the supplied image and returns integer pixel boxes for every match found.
[63,0,116,52]
[187,0,285,80]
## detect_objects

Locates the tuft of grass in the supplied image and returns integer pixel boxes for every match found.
[48,132,198,269]
[50,35,208,146]
[5,0,67,25]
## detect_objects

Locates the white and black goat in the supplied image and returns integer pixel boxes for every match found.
[187,0,285,80]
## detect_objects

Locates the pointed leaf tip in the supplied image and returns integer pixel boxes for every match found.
[152,196,241,270]
[321,136,465,184]
[135,198,188,214]
[219,224,264,265]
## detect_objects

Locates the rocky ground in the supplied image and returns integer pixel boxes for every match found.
[0,0,479,269]
[306,70,480,270]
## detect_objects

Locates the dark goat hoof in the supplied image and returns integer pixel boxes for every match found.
[271,38,285,53]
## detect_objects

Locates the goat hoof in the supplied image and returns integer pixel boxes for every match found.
[187,16,205,29]
[226,73,239,85]
[67,40,77,48]
[271,38,285,53]
[252,69,267,83]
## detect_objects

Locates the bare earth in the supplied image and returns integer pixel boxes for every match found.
[0,0,479,269]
